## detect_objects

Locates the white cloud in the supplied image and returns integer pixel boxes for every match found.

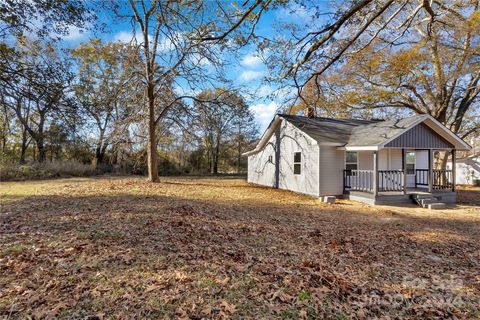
[241,53,263,68]
[114,30,143,43]
[158,36,176,52]
[277,4,314,21]
[257,85,274,98]
[239,70,265,81]
[250,101,279,132]
[62,26,87,41]
[114,30,181,54]
[174,86,200,97]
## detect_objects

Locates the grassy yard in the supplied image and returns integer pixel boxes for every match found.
[1,177,479,319]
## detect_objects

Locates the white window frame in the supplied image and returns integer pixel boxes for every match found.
[293,152,302,175]
[406,151,415,175]
[345,151,358,171]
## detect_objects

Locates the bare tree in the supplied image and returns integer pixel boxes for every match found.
[193,89,254,174]
[107,0,271,182]
[72,39,137,166]
[1,39,72,162]
[294,1,479,139]
[261,1,479,106]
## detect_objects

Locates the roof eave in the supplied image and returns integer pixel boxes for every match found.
[341,146,381,151]
[241,115,282,157]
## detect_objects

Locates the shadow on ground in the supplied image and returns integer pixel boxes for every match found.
[1,178,479,319]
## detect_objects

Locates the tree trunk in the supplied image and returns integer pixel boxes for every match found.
[36,118,46,163]
[19,127,28,164]
[95,145,104,166]
[237,129,241,174]
[37,138,46,163]
[147,86,159,182]
[212,140,220,174]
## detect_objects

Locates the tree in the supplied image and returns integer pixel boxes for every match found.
[232,107,258,174]
[0,0,93,39]
[1,39,73,162]
[261,1,478,107]
[110,0,271,182]
[297,1,480,139]
[72,39,136,167]
[193,89,256,174]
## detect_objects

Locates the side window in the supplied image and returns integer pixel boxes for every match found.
[293,152,301,175]
[345,151,358,171]
[406,152,415,174]
[268,155,273,163]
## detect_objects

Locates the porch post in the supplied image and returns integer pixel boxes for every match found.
[452,149,456,191]
[402,148,407,194]
[373,151,378,196]
[428,149,433,193]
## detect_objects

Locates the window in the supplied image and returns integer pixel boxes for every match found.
[268,155,273,163]
[345,151,358,171]
[293,152,301,174]
[406,152,415,174]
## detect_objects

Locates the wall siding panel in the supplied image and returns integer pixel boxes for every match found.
[248,119,320,197]
[385,123,453,149]
[319,146,345,196]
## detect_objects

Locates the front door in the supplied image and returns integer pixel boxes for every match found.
[406,151,416,187]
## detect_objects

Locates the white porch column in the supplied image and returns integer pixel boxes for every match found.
[402,148,407,194]
[428,149,433,193]
[373,151,378,196]
[452,149,456,191]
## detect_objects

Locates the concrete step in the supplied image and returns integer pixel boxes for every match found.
[413,194,436,200]
[420,198,439,206]
[427,203,447,210]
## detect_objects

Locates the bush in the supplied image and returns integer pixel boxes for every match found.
[0,161,98,181]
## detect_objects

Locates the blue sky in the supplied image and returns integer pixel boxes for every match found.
[57,2,322,134]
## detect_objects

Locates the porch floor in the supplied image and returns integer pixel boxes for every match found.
[345,188,457,206]
[380,188,433,196]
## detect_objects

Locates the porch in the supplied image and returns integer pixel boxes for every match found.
[342,148,457,205]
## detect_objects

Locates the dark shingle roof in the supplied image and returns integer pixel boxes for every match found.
[279,114,379,145]
[347,116,424,146]
[243,113,469,156]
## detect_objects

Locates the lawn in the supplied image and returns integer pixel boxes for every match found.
[1,177,479,319]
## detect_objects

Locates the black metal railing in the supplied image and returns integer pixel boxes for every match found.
[343,170,374,193]
[378,170,404,191]
[433,169,453,190]
[415,169,429,187]
[414,169,453,190]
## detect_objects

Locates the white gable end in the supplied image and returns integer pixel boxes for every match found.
[247,119,320,197]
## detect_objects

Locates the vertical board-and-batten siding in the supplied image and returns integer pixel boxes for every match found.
[385,123,453,148]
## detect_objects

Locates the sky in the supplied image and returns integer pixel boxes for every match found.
[55,2,322,135]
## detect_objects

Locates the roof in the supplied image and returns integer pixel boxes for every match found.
[243,113,471,156]
[278,114,378,145]
[347,116,423,147]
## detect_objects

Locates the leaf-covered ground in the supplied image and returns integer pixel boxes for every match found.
[1,177,479,319]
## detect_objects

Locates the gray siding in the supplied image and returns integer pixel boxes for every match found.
[385,123,453,149]
[319,146,344,196]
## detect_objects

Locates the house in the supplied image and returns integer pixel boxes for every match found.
[447,151,480,186]
[243,111,471,206]
[447,137,480,186]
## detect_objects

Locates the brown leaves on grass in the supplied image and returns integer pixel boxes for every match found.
[0,177,479,319]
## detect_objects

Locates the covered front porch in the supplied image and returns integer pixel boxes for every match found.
[342,148,457,205]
